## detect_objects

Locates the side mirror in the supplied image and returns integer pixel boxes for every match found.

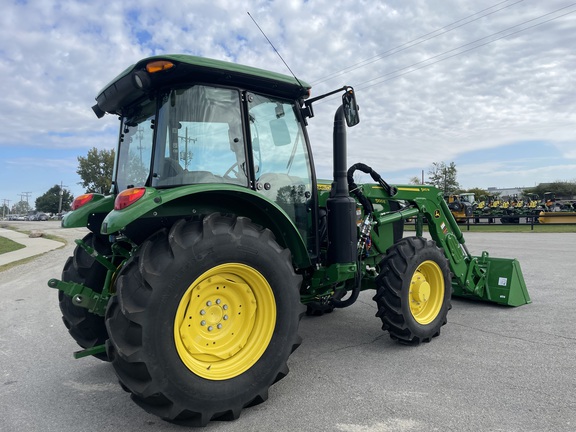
[269,118,292,146]
[342,87,359,127]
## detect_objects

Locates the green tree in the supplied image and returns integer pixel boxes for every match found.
[77,147,115,193]
[409,170,426,185]
[465,187,489,200]
[11,200,31,215]
[427,161,460,194]
[1,203,9,218]
[276,185,307,205]
[523,181,576,200]
[125,151,149,187]
[35,184,74,214]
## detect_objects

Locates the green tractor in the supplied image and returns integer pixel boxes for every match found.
[49,55,530,426]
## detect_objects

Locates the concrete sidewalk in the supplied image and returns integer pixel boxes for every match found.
[0,227,65,266]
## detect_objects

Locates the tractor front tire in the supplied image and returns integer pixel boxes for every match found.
[105,214,304,426]
[374,237,452,345]
[59,232,111,360]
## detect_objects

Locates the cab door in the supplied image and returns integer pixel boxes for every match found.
[246,92,317,254]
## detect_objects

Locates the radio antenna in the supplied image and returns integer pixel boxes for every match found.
[247,11,305,89]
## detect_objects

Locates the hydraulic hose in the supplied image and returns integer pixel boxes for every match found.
[330,261,361,309]
[347,162,397,200]
[347,163,374,214]
[331,163,396,309]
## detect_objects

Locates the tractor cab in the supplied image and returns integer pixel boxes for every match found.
[459,192,476,207]
[95,56,317,252]
[116,83,313,211]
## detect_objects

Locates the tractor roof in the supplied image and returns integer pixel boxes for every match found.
[94,54,312,116]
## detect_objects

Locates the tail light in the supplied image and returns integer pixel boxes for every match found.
[114,188,146,210]
[72,194,94,210]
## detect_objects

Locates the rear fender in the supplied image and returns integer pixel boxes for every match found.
[62,194,114,230]
[101,185,311,268]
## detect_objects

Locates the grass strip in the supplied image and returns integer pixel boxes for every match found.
[0,236,26,255]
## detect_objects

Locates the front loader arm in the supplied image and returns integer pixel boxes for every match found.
[365,184,530,306]
[372,185,482,292]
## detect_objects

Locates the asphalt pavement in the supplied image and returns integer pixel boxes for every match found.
[0,221,575,432]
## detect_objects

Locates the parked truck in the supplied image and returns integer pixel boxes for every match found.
[49,55,530,426]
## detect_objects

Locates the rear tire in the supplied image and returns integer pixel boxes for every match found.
[105,214,304,426]
[374,237,451,345]
[59,232,110,360]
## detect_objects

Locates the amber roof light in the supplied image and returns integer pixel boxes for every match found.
[146,60,175,74]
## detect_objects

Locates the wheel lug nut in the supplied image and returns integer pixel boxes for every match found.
[200,320,206,326]
[208,326,213,331]
[206,301,212,306]
[217,324,222,329]
[223,305,228,310]
[200,310,206,315]
[223,315,228,320]
[216,299,221,304]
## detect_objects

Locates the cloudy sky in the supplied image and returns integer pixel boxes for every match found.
[1,0,575,209]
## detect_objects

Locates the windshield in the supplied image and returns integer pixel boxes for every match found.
[114,86,248,192]
[152,86,247,187]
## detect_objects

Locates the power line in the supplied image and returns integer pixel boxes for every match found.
[311,0,525,85]
[20,192,32,203]
[355,3,576,92]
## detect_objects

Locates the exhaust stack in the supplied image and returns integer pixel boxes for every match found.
[326,105,357,265]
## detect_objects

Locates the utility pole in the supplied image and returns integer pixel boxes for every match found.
[2,199,11,219]
[136,127,145,163]
[179,127,196,170]
[19,192,32,214]
[20,192,32,203]
[58,181,68,215]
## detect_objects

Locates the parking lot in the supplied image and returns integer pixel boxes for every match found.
[1,222,575,431]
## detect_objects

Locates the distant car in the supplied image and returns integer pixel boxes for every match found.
[26,212,49,221]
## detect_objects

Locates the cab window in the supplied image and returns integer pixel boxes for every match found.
[153,86,247,187]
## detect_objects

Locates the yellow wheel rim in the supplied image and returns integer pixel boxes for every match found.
[409,260,444,325]
[174,263,276,380]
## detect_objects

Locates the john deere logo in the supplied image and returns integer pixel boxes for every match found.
[434,210,441,218]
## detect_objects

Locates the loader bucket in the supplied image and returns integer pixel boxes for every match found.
[453,253,531,307]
